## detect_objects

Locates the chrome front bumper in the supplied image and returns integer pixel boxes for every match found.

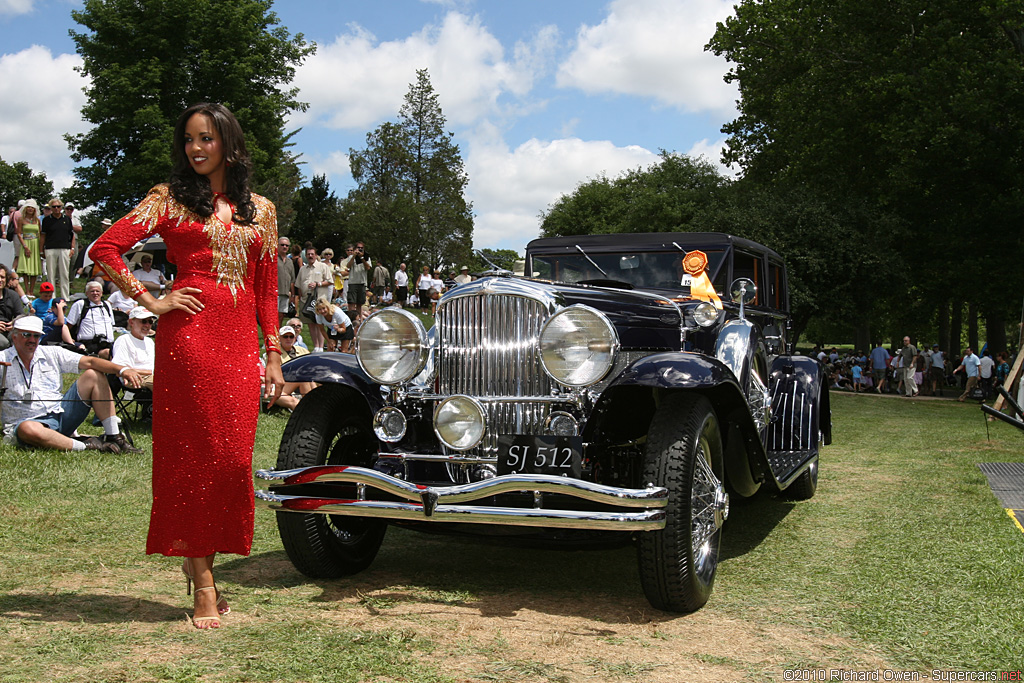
[255,466,668,531]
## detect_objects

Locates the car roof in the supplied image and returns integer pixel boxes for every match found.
[526,232,783,262]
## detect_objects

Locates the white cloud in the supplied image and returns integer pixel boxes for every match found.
[685,137,737,178]
[305,150,352,184]
[0,45,89,192]
[557,0,738,115]
[291,12,557,131]
[465,130,658,250]
[0,0,34,17]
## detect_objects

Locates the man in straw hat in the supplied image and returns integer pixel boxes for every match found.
[0,315,144,453]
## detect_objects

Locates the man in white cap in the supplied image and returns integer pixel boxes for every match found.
[264,325,314,411]
[454,266,472,285]
[111,306,156,390]
[0,316,144,453]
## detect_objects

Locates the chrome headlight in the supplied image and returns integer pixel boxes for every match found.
[356,308,428,385]
[539,305,618,387]
[434,396,486,451]
[693,301,720,327]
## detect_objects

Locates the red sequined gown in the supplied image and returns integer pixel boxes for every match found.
[91,184,280,557]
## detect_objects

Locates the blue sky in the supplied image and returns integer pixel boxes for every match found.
[0,0,740,253]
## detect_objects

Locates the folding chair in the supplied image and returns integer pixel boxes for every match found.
[107,373,152,447]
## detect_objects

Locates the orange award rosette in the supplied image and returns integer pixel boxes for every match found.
[681,250,722,308]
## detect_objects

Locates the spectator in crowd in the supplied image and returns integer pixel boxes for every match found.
[15,199,42,296]
[430,270,445,315]
[408,290,419,309]
[956,347,981,402]
[132,253,167,294]
[276,235,295,324]
[318,247,337,300]
[995,351,1011,391]
[314,297,353,353]
[39,296,73,345]
[394,262,409,308]
[371,260,389,306]
[978,350,995,399]
[108,287,136,328]
[899,336,919,397]
[828,347,839,363]
[851,361,863,393]
[914,351,926,394]
[65,203,82,268]
[66,280,116,357]
[340,241,371,318]
[111,306,156,390]
[285,317,309,349]
[417,265,432,313]
[7,203,22,272]
[928,344,946,397]
[0,263,26,350]
[264,325,316,412]
[41,197,79,300]
[380,286,393,306]
[295,245,332,352]
[0,316,142,453]
[31,282,58,324]
[868,342,892,395]
[454,265,472,285]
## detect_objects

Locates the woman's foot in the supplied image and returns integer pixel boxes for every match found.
[192,586,221,629]
[182,559,230,614]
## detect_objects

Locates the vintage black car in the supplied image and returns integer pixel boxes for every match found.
[256,232,831,612]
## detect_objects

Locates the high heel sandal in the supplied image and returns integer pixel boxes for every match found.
[182,559,230,614]
[191,586,221,629]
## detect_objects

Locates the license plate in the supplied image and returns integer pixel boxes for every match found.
[496,435,583,478]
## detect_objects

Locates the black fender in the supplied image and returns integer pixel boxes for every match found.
[602,351,772,494]
[764,355,830,489]
[281,352,385,413]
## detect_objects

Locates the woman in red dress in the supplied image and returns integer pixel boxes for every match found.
[91,103,285,629]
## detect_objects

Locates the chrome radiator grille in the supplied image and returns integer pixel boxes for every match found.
[436,292,554,455]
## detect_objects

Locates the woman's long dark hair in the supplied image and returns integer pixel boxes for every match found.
[169,102,255,224]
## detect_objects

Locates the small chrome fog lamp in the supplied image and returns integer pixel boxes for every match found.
[373,407,407,443]
[544,411,579,436]
[434,396,486,451]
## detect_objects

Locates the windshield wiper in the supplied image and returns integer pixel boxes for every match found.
[575,244,607,276]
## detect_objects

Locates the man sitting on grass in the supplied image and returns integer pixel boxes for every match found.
[0,316,144,453]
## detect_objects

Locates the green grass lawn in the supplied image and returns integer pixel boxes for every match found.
[0,392,1021,681]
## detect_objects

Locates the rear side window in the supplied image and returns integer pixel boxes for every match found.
[768,261,786,311]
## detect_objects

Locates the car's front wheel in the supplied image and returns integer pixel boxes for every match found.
[274,384,387,578]
[637,393,727,612]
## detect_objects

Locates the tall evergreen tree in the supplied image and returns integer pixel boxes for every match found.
[67,0,314,217]
[347,69,473,271]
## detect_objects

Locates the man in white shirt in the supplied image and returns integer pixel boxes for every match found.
[454,266,472,285]
[393,263,409,308]
[978,351,995,399]
[66,280,116,357]
[0,316,142,453]
[294,246,332,351]
[132,254,167,294]
[111,307,156,390]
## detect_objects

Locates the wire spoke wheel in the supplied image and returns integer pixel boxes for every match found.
[638,393,727,612]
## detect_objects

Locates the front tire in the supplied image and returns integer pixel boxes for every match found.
[637,394,727,612]
[274,384,387,578]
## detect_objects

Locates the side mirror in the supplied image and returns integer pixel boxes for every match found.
[730,278,757,304]
[730,278,757,320]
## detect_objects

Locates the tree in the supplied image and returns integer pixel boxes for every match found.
[540,152,728,237]
[0,158,55,209]
[288,174,344,250]
[707,0,1024,348]
[346,69,474,272]
[67,0,315,218]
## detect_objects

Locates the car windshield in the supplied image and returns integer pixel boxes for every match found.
[529,249,727,294]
